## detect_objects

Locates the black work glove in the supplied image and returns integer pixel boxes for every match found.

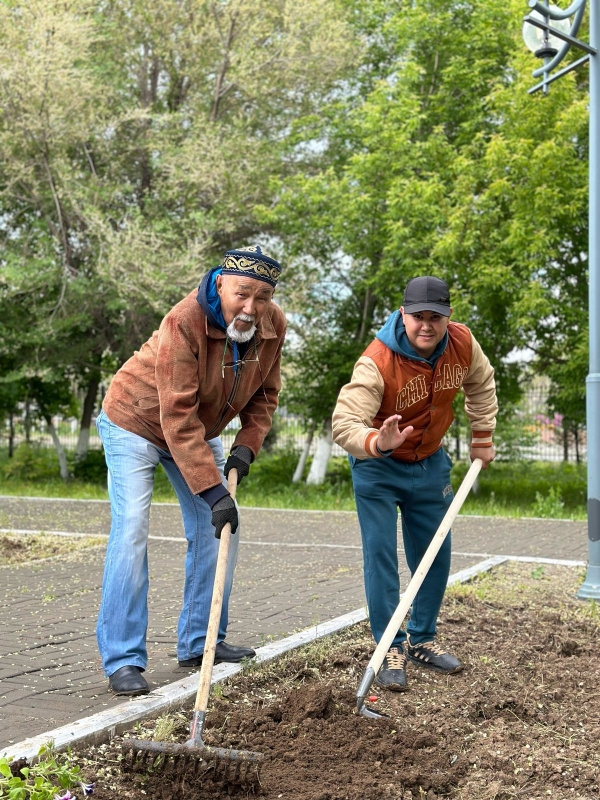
[224,445,253,484]
[211,495,239,539]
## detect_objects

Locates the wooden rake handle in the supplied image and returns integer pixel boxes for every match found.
[193,467,238,715]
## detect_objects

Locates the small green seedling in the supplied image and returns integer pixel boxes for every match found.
[531,565,546,580]
[0,742,93,800]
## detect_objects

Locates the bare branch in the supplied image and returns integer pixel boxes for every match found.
[210,5,238,122]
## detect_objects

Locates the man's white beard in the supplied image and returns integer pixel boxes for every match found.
[227,314,256,343]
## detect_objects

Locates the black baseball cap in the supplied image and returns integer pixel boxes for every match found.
[403,276,451,316]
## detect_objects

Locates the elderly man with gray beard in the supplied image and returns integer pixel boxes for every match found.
[95,246,286,696]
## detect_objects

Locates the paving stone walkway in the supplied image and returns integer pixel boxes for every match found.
[0,495,588,752]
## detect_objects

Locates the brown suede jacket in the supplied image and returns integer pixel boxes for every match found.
[103,289,286,495]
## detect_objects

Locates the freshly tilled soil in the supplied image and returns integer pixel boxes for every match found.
[29,562,600,799]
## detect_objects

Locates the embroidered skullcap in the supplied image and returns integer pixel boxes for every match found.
[221,245,282,287]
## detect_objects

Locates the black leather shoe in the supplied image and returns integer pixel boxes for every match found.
[108,665,150,696]
[178,641,256,668]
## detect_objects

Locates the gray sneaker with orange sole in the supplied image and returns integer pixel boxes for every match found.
[406,636,463,673]
[374,646,408,692]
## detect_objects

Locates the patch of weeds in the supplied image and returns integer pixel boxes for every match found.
[152,715,178,742]
[122,710,190,745]
[579,598,600,625]
[445,582,480,605]
[531,565,546,580]
[211,683,225,700]
[229,624,371,692]
[258,633,279,647]
[0,533,106,566]
[447,565,556,610]
[532,486,565,518]
[446,571,498,604]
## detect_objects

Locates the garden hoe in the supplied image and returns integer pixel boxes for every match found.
[356,457,483,720]
[123,468,264,783]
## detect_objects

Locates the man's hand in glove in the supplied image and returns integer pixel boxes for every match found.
[211,495,239,539]
[224,445,253,484]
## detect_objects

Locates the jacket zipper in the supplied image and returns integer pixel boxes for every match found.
[205,342,255,438]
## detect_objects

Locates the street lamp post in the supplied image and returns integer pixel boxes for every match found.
[523,0,600,598]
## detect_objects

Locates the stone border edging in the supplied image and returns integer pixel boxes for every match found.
[4,608,368,761]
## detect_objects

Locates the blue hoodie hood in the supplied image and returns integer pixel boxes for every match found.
[376,310,448,368]
[196,266,248,367]
[197,266,227,330]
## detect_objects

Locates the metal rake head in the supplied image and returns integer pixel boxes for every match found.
[123,738,263,784]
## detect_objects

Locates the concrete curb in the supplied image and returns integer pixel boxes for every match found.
[4,554,579,761]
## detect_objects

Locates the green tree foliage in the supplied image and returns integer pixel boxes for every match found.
[436,5,588,427]
[266,0,589,444]
[0,0,357,469]
[265,0,519,426]
[0,0,591,476]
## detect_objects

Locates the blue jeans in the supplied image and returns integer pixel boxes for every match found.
[350,448,454,649]
[95,409,239,677]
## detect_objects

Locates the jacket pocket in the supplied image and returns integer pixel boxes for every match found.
[348,455,365,468]
[132,396,160,412]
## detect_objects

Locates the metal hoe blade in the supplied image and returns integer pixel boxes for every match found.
[355,668,388,719]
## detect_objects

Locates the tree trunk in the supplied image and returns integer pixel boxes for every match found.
[44,414,71,482]
[75,376,100,462]
[292,422,316,483]
[25,399,31,443]
[210,9,236,122]
[575,426,580,463]
[563,424,569,462]
[8,413,15,457]
[306,418,333,485]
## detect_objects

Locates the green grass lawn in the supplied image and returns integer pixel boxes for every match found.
[0,444,587,520]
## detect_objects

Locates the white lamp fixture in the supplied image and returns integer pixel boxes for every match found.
[523,4,572,58]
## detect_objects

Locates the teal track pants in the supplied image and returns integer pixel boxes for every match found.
[350,447,454,649]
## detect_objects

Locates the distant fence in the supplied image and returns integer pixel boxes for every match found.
[0,384,587,463]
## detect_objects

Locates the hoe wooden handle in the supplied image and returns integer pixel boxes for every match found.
[366,457,483,678]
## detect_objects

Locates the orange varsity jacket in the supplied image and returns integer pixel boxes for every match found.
[332,320,497,462]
